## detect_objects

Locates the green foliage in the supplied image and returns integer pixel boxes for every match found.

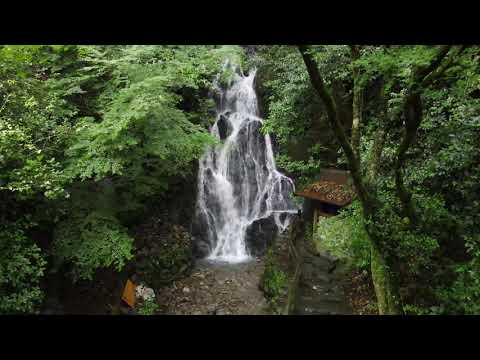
[249,46,319,145]
[2,43,479,315]
[309,45,352,84]
[314,201,371,271]
[137,298,159,315]
[355,46,443,89]
[0,46,71,312]
[275,143,326,187]
[0,221,46,314]
[249,46,344,187]
[261,248,288,313]
[0,69,69,201]
[0,45,240,306]
[435,234,480,315]
[53,211,134,282]
[258,45,480,314]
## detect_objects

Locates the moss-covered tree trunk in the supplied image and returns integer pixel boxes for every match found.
[350,45,363,159]
[369,240,402,314]
[351,88,362,158]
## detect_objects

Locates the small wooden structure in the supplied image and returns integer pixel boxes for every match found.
[294,169,354,230]
[121,279,137,308]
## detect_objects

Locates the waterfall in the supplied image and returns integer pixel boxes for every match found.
[194,63,297,263]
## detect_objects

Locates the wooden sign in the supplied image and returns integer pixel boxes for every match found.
[122,279,136,308]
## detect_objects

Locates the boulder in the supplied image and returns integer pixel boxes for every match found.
[191,210,214,258]
[192,237,211,258]
[136,284,155,302]
[245,215,278,256]
[217,114,233,140]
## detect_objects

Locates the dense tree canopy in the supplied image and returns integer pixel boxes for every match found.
[0,45,243,312]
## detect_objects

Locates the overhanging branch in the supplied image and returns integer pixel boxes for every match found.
[395,45,466,226]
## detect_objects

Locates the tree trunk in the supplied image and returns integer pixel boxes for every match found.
[350,45,363,159]
[367,80,388,184]
[351,86,362,159]
[370,241,403,314]
[367,128,386,183]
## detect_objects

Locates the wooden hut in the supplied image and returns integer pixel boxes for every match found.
[294,169,354,231]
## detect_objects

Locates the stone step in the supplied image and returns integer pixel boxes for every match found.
[296,299,351,315]
[299,294,344,303]
[301,271,333,284]
[297,309,350,315]
[302,257,333,270]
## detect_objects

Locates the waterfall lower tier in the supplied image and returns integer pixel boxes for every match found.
[193,64,297,263]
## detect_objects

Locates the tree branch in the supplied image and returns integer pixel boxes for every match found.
[297,45,337,122]
[395,45,466,226]
[414,45,452,84]
[421,45,467,88]
[350,45,361,59]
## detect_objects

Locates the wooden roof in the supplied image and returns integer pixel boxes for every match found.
[294,169,355,207]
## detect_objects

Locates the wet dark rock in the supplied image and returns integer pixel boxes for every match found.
[191,209,215,258]
[217,114,233,140]
[192,239,210,258]
[245,215,278,256]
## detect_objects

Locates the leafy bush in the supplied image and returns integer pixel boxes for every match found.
[275,144,324,188]
[314,201,371,271]
[0,222,46,314]
[261,248,288,313]
[53,211,134,282]
[137,298,159,315]
[436,234,480,315]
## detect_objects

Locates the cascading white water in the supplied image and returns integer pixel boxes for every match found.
[195,63,297,263]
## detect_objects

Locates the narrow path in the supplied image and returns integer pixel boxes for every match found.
[294,236,351,315]
[156,258,269,315]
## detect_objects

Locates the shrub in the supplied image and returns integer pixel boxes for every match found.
[0,222,46,314]
[261,248,288,313]
[137,298,159,315]
[314,201,371,271]
[53,211,134,282]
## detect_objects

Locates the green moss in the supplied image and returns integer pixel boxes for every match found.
[313,201,371,271]
[136,298,159,315]
[261,248,288,314]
